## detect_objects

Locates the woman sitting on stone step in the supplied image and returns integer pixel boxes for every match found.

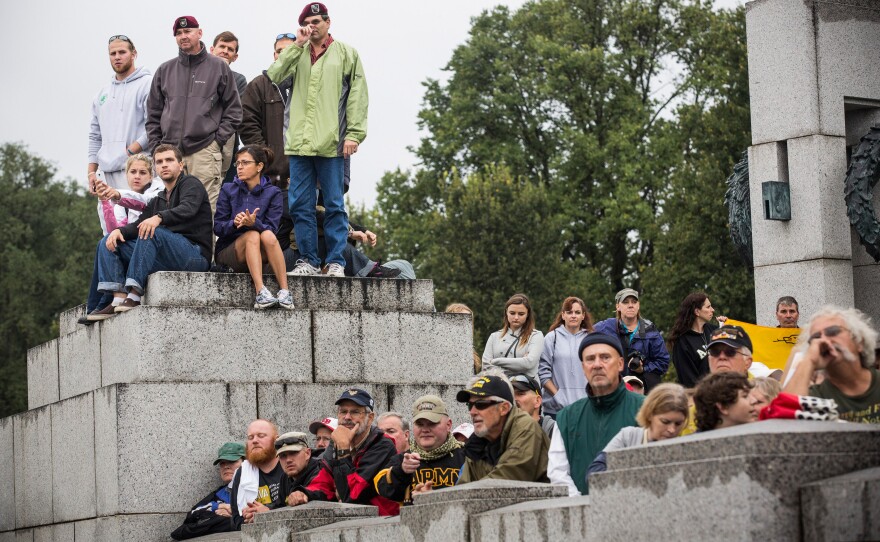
[214,145,293,310]
[481,293,544,378]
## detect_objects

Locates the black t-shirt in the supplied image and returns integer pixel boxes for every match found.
[672,323,717,388]
[230,461,286,529]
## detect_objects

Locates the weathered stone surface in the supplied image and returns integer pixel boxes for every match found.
[753,259,854,327]
[57,324,101,401]
[0,417,16,532]
[853,264,880,328]
[257,383,388,437]
[187,532,242,541]
[399,479,567,542]
[94,386,120,516]
[100,307,312,386]
[470,496,590,542]
[26,341,58,410]
[589,420,880,542]
[12,530,31,542]
[313,311,471,384]
[0,532,15,542]
[73,519,96,541]
[243,502,378,542]
[13,407,53,528]
[32,523,73,542]
[59,304,86,337]
[801,467,880,542]
[293,516,400,542]
[388,384,470,430]
[93,513,184,542]
[51,393,96,522]
[144,272,435,312]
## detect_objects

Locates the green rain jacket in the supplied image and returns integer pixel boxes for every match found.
[267,38,367,158]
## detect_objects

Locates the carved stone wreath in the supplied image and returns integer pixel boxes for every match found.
[845,126,880,263]
[724,151,753,268]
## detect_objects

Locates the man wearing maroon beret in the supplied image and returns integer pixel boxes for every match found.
[267,2,368,278]
[146,15,242,215]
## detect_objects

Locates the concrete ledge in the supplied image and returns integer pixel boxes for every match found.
[801,466,880,542]
[58,325,101,401]
[243,502,378,542]
[293,516,400,542]
[59,304,86,337]
[470,496,590,542]
[143,272,435,312]
[26,341,58,410]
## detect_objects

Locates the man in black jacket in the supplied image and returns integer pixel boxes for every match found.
[91,144,212,319]
[272,431,321,508]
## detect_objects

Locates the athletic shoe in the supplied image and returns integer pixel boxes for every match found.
[277,289,295,310]
[114,298,141,313]
[86,304,118,321]
[254,287,278,309]
[367,263,402,279]
[323,263,345,277]
[288,260,320,276]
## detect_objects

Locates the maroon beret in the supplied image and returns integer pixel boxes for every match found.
[298,2,328,25]
[172,16,199,36]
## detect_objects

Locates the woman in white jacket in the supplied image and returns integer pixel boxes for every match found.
[481,293,544,378]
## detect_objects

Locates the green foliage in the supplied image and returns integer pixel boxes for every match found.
[0,143,97,417]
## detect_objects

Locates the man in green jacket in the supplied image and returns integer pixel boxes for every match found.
[267,2,368,278]
[455,372,550,484]
[548,333,644,495]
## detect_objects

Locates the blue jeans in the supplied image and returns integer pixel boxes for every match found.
[288,155,348,267]
[97,228,209,295]
[87,243,113,312]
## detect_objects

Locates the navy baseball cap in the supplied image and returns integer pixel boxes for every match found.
[335,388,375,411]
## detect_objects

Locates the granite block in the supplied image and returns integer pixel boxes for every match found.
[588,420,880,541]
[753,259,855,327]
[399,479,567,542]
[257,383,387,438]
[94,513,184,542]
[0,417,16,532]
[59,304,86,337]
[57,325,101,401]
[13,408,53,528]
[293,516,400,542]
[94,386,119,516]
[100,306,312,386]
[313,311,472,384]
[470,496,591,542]
[801,467,880,542]
[13,531,31,542]
[243,502,378,542]
[26,341,58,410]
[143,271,435,312]
[50,393,96,522]
[0,532,13,542]
[73,519,97,541]
[32,523,72,542]
[387,384,470,430]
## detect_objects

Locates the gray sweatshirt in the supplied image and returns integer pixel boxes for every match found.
[481,329,544,378]
[88,66,152,173]
[538,327,589,416]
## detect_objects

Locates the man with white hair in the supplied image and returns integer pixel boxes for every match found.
[455,371,549,483]
[783,306,880,424]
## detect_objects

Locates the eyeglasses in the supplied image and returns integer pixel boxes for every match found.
[274,436,308,450]
[808,325,848,343]
[467,400,503,411]
[233,160,256,168]
[708,346,744,358]
[276,33,297,40]
[108,35,132,44]
[301,17,325,26]
[337,408,367,417]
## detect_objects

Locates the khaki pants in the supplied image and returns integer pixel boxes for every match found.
[183,141,224,215]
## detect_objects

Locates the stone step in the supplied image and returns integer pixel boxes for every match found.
[470,496,591,542]
[293,516,400,542]
[587,420,880,542]
[800,466,880,542]
[242,502,377,542]
[28,307,472,409]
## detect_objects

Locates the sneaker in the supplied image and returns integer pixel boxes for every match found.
[277,289,295,310]
[87,304,119,321]
[114,298,141,313]
[288,260,320,276]
[77,312,96,326]
[323,263,345,278]
[366,263,402,279]
[254,287,278,309]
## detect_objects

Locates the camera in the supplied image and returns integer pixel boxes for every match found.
[626,350,646,373]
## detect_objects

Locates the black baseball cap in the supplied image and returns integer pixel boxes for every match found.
[510,374,540,393]
[456,375,514,404]
[708,325,753,352]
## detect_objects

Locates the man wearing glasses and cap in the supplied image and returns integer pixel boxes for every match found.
[272,431,321,508]
[455,371,549,484]
[88,34,152,191]
[510,374,556,438]
[285,389,400,515]
[375,395,464,505]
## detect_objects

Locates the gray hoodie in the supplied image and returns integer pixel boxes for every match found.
[89,66,152,173]
[538,327,589,416]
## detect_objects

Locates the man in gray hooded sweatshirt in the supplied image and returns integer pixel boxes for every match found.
[88,35,152,191]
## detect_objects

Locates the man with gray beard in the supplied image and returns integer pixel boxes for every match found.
[284,389,400,515]
[229,419,285,528]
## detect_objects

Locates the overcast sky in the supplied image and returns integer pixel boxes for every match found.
[0,0,744,207]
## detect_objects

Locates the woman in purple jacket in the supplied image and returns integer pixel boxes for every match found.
[214,145,293,309]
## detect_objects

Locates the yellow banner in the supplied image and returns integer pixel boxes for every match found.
[726,319,800,371]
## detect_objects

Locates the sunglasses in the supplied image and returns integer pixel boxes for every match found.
[467,399,503,411]
[276,33,297,40]
[708,345,743,358]
[808,325,848,343]
[108,35,132,44]
[274,436,308,449]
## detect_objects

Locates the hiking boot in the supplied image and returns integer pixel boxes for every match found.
[288,260,320,276]
[115,298,141,313]
[87,304,118,321]
[367,263,402,279]
[323,263,345,278]
[254,287,278,309]
[277,289,295,310]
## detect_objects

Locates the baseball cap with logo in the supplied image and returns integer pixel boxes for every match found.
[335,388,375,411]
[615,288,640,304]
[213,441,245,465]
[298,2,329,25]
[708,325,753,352]
[275,431,310,454]
[308,417,338,435]
[452,423,474,439]
[455,375,514,404]
[172,16,199,35]
[411,395,449,423]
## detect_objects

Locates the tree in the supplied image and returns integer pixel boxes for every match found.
[0,143,97,417]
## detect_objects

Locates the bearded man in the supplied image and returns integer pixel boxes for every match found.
[229,419,285,528]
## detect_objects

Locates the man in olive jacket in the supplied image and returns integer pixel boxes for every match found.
[455,372,549,484]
